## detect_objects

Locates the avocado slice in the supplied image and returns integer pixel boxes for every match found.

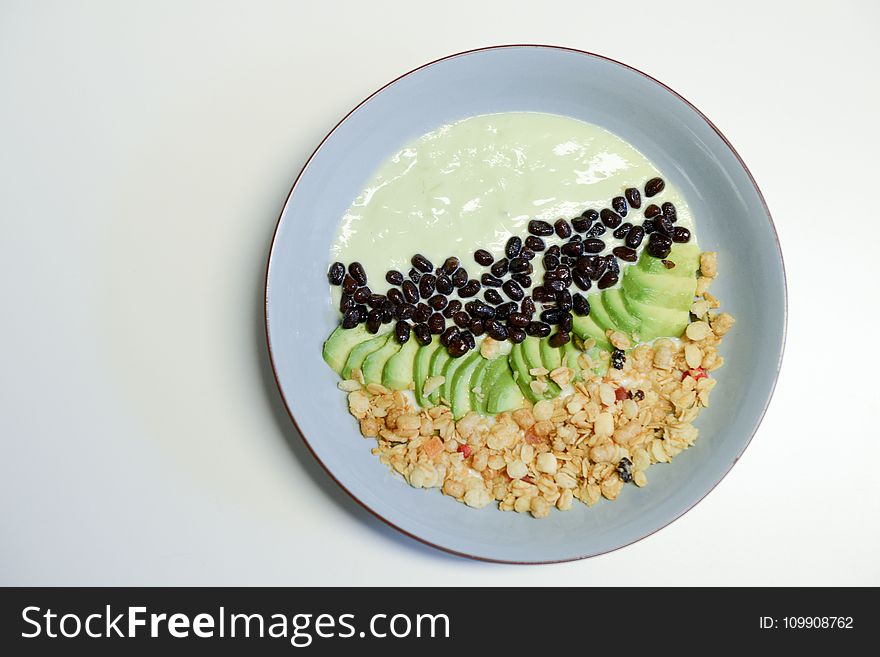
[428,347,452,405]
[586,293,617,335]
[603,287,641,335]
[469,357,492,415]
[362,338,401,385]
[637,242,700,278]
[441,351,471,406]
[322,324,373,374]
[451,352,482,419]
[509,343,538,403]
[623,295,689,341]
[540,337,563,371]
[413,339,441,406]
[487,367,525,414]
[342,333,391,380]
[521,337,561,399]
[622,266,697,312]
[563,341,582,380]
[382,337,419,391]
[571,314,612,351]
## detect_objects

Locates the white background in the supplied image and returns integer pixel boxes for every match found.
[2,0,878,585]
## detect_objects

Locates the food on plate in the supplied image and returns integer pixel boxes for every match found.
[317,112,734,516]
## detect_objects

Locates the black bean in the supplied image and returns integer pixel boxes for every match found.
[356,305,369,323]
[440,325,460,347]
[642,219,656,234]
[644,204,661,218]
[441,256,460,275]
[342,308,360,329]
[532,286,555,303]
[528,220,554,236]
[617,456,633,482]
[561,255,575,267]
[662,202,677,223]
[655,216,674,237]
[612,196,628,217]
[348,262,367,286]
[380,307,394,323]
[495,301,517,320]
[559,312,573,332]
[554,218,572,238]
[339,293,354,313]
[671,226,691,243]
[385,288,402,306]
[583,238,605,254]
[428,294,448,311]
[414,303,432,323]
[428,313,446,334]
[526,321,551,337]
[435,275,454,295]
[365,292,384,308]
[541,308,565,324]
[597,270,619,289]
[408,268,422,284]
[420,274,437,298]
[502,279,524,301]
[613,246,638,262]
[508,312,530,328]
[520,248,535,261]
[485,319,508,341]
[545,267,570,283]
[351,287,369,304]
[466,301,496,319]
[571,217,590,233]
[543,253,560,271]
[385,270,404,286]
[606,255,620,275]
[548,330,570,348]
[450,338,471,357]
[525,236,546,251]
[413,323,432,345]
[396,303,416,320]
[591,257,608,281]
[625,226,645,249]
[342,274,357,294]
[572,293,590,316]
[625,187,642,209]
[328,262,345,285]
[366,309,382,334]
[443,299,462,318]
[569,234,582,243]
[474,249,493,266]
[509,257,532,274]
[394,320,411,343]
[490,258,509,277]
[411,254,433,273]
[613,222,632,239]
[572,269,592,291]
[508,327,526,344]
[586,222,606,238]
[575,255,597,275]
[645,177,665,197]
[511,273,532,288]
[451,268,468,288]
[469,318,485,336]
[460,330,476,351]
[505,236,522,259]
[600,208,622,228]
[453,311,470,328]
[401,280,419,304]
[561,241,584,258]
[481,273,503,287]
[546,244,561,258]
[544,278,566,293]
[556,289,573,311]
[581,208,599,221]
[520,297,535,316]
[458,280,481,298]
[482,288,501,305]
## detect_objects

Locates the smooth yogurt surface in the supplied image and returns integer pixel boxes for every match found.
[331,112,693,293]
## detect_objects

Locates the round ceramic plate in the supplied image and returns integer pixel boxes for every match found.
[265,45,786,563]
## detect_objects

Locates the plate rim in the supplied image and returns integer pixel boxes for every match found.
[263,44,788,564]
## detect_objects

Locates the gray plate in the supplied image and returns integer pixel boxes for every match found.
[265,45,787,563]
